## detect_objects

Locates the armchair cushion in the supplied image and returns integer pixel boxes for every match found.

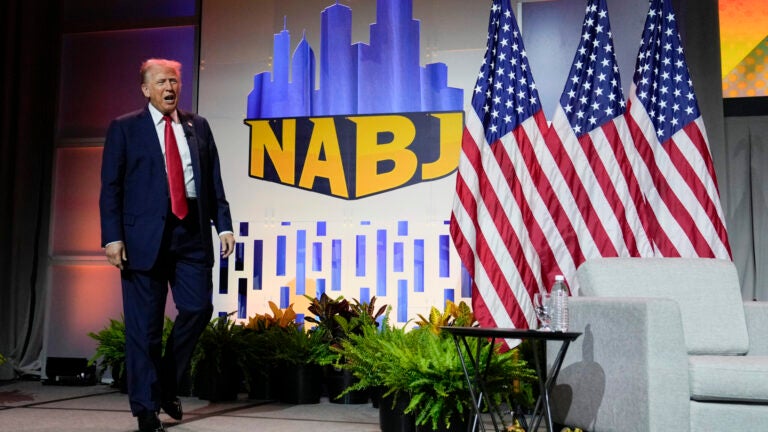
[548,297,690,431]
[688,355,768,402]
[744,301,768,355]
[576,258,748,355]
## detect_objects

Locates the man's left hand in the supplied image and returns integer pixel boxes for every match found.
[220,233,235,258]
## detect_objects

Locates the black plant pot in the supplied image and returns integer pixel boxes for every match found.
[248,366,278,400]
[110,364,128,394]
[370,385,384,408]
[279,363,323,404]
[325,368,369,404]
[193,358,242,402]
[379,392,416,432]
[177,367,192,397]
[415,412,469,432]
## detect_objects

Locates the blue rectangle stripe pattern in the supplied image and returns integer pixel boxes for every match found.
[253,239,263,290]
[444,288,455,306]
[238,278,247,319]
[235,242,244,271]
[332,239,342,291]
[296,230,306,295]
[398,220,408,236]
[414,239,424,293]
[239,221,249,237]
[393,242,404,272]
[280,286,290,309]
[377,229,387,297]
[356,235,366,277]
[397,280,408,322]
[210,217,468,320]
[316,278,326,299]
[313,242,322,271]
[461,264,472,298]
[360,287,371,304]
[219,256,228,294]
[276,235,287,276]
[439,234,450,278]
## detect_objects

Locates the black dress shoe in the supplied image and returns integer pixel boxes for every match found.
[161,397,183,420]
[137,411,165,432]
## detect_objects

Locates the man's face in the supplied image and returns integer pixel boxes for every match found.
[141,64,181,115]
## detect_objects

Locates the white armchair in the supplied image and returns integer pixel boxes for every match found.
[547,258,768,431]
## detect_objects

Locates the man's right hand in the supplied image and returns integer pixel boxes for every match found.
[105,242,127,270]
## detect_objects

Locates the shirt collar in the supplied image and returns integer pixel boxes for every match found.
[148,103,179,125]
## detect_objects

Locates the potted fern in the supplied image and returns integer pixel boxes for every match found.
[394,327,535,431]
[406,301,536,431]
[265,324,331,404]
[306,294,387,404]
[334,314,417,432]
[87,315,174,393]
[88,317,127,391]
[409,301,536,431]
[337,300,536,432]
[190,312,255,401]
[243,301,299,400]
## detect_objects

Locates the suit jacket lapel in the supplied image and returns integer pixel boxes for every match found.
[139,107,166,174]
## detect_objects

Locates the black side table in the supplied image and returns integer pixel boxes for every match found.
[440,326,581,432]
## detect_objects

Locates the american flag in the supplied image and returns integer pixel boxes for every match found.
[450,0,550,330]
[451,0,732,330]
[540,0,655,289]
[624,0,731,259]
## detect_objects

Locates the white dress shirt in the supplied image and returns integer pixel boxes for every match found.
[148,103,197,198]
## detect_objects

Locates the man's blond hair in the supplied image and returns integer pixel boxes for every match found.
[140,59,182,84]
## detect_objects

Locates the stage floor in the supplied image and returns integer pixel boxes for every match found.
[0,379,381,432]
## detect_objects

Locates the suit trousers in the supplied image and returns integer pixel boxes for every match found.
[121,200,214,416]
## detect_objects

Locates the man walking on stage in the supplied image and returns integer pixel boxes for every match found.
[100,58,235,432]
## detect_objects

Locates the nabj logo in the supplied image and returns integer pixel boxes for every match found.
[244,0,464,199]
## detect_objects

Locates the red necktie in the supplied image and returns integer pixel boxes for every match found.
[163,115,188,219]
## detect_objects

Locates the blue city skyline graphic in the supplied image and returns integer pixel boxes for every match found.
[247,0,464,118]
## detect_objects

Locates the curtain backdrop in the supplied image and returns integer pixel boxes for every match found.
[0,0,59,378]
[724,116,768,301]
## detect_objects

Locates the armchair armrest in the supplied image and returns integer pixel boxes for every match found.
[744,301,768,355]
[546,297,690,432]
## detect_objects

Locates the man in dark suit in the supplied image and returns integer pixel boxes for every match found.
[100,58,235,432]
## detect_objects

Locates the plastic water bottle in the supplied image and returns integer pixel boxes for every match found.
[551,275,569,332]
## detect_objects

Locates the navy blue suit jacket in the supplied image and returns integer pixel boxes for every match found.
[100,106,233,271]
